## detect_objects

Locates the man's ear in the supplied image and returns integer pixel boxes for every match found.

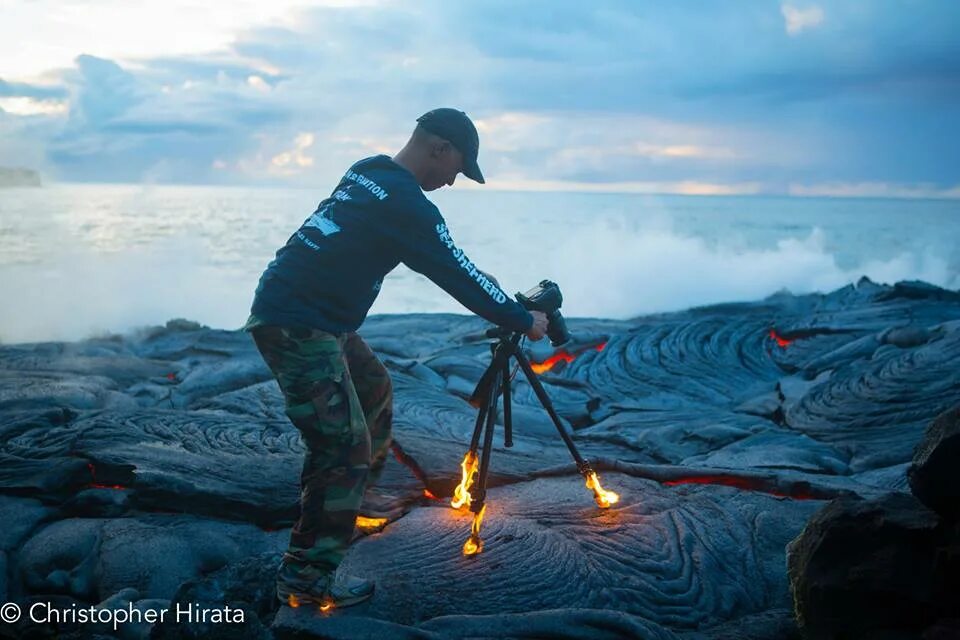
[431,140,450,159]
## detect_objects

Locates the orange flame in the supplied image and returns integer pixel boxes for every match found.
[423,488,438,500]
[287,593,334,612]
[462,504,486,556]
[451,450,479,509]
[355,515,388,534]
[585,471,619,508]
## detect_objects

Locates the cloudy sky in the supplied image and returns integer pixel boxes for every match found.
[1,0,958,196]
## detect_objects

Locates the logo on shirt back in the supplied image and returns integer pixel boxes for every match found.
[344,170,389,200]
[303,203,341,236]
[297,168,388,248]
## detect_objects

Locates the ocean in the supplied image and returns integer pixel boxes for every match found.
[1,183,958,344]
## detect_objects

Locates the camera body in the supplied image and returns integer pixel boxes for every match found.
[516,280,571,347]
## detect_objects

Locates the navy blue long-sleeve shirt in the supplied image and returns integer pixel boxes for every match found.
[248,155,534,335]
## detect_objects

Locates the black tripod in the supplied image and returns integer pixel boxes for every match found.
[452,327,618,555]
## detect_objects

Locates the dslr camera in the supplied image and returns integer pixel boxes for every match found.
[516,280,571,347]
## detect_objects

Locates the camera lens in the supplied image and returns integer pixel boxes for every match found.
[546,310,571,347]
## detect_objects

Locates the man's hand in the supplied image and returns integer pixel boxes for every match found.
[526,311,548,341]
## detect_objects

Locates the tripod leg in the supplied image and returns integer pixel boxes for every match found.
[502,361,513,448]
[450,450,479,509]
[513,351,587,468]
[454,340,515,510]
[512,348,620,509]
[451,365,496,510]
[464,370,500,556]
[474,372,499,506]
[469,396,489,451]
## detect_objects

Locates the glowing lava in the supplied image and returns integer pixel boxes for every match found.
[531,342,608,374]
[86,463,127,490]
[462,504,486,556]
[585,471,619,508]
[450,450,479,509]
[390,442,437,504]
[355,515,388,534]
[663,475,818,500]
[531,350,576,374]
[768,328,793,348]
[287,594,334,612]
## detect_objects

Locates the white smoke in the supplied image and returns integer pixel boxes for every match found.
[374,224,958,321]
[1,186,957,344]
[0,237,260,344]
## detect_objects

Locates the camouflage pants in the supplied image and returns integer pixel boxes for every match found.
[251,326,393,576]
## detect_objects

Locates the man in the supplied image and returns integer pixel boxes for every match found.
[243,108,548,608]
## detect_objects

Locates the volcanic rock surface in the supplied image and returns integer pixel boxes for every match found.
[909,405,960,522]
[787,492,960,640]
[1,278,959,639]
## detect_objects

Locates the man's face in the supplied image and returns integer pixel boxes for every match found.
[423,141,463,191]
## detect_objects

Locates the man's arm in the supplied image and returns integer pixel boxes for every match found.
[480,271,548,340]
[389,200,536,334]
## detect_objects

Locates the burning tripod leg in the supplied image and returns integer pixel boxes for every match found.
[450,450,479,510]
[512,343,620,509]
[461,365,502,555]
[463,504,486,556]
[451,347,509,512]
[583,467,620,508]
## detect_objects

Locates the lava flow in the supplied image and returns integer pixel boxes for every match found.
[390,442,438,501]
[768,328,794,348]
[462,505,486,556]
[450,450,479,509]
[86,463,127,490]
[531,341,607,374]
[355,515,389,534]
[530,350,576,374]
[663,475,818,500]
[585,471,619,508]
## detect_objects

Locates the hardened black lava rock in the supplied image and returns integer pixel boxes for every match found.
[909,405,960,522]
[787,492,960,639]
[0,280,959,639]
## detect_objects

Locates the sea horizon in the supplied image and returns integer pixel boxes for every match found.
[2,182,958,345]
[4,177,960,203]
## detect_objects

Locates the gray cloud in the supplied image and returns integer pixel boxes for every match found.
[0,79,68,99]
[1,1,957,190]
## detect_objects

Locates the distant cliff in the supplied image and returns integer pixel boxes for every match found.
[0,167,41,187]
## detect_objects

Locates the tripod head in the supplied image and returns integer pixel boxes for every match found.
[469,329,522,408]
[483,326,515,340]
[516,280,571,347]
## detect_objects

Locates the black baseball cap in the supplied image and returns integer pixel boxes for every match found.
[416,108,485,184]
